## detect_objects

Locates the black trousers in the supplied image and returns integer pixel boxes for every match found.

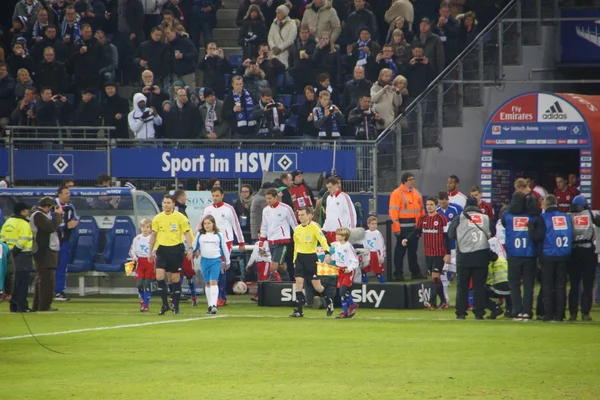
[456,266,488,318]
[486,282,512,311]
[507,256,537,316]
[568,247,596,317]
[394,230,421,277]
[540,259,568,321]
[9,270,30,312]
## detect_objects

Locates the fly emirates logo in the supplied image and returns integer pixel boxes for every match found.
[499,105,534,121]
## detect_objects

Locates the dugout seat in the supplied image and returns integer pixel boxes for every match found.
[95,216,137,273]
[67,217,99,273]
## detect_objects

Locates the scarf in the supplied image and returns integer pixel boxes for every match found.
[377,79,390,87]
[205,102,215,133]
[383,58,398,75]
[258,101,284,134]
[61,19,81,39]
[357,37,371,60]
[240,196,252,210]
[232,89,256,128]
[32,20,47,39]
[314,105,339,138]
[355,106,377,140]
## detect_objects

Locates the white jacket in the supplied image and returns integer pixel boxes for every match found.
[193,232,231,266]
[129,234,152,259]
[259,202,297,244]
[268,17,297,68]
[363,229,386,259]
[323,191,357,232]
[247,242,272,266]
[198,202,245,245]
[128,93,163,139]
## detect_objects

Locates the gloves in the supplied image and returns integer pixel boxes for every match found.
[141,110,151,120]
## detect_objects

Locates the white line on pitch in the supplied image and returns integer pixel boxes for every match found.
[0,315,227,341]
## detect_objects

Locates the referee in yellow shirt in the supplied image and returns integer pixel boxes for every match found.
[291,207,334,318]
[149,195,195,315]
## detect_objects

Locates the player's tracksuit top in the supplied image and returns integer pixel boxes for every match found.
[259,201,297,244]
[129,234,151,259]
[323,190,357,232]
[193,232,231,266]
[363,229,386,259]
[199,202,245,245]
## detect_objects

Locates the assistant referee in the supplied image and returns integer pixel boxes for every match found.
[149,195,194,315]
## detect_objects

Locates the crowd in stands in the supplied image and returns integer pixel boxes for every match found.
[0,0,508,140]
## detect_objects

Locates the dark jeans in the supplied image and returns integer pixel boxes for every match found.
[541,259,568,321]
[32,267,56,311]
[568,247,596,317]
[394,230,420,277]
[456,266,488,318]
[9,270,30,312]
[507,256,537,316]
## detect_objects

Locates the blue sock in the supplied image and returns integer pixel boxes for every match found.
[377,274,386,284]
[341,296,349,313]
[137,288,144,299]
[144,290,151,307]
[468,289,474,307]
[346,293,355,307]
[218,273,227,300]
[188,278,197,298]
[361,272,368,283]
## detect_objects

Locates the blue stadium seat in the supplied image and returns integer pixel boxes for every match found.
[285,115,299,136]
[65,94,74,105]
[95,217,137,273]
[229,54,243,68]
[278,94,292,108]
[224,73,231,88]
[295,94,305,105]
[67,217,99,273]
[277,74,285,89]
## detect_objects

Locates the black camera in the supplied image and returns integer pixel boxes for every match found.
[329,105,335,113]
[263,52,268,58]
[141,110,151,119]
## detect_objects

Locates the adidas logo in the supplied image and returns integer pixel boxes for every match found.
[542,101,567,120]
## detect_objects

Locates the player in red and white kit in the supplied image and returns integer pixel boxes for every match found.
[130,219,155,312]
[470,186,495,222]
[246,241,272,302]
[260,188,297,281]
[554,174,579,213]
[447,175,467,209]
[362,216,386,283]
[322,176,356,244]
[199,187,246,306]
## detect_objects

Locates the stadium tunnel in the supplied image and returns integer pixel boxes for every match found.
[479,92,600,210]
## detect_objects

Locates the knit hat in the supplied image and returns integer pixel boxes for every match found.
[14,202,29,215]
[276,4,290,17]
[203,88,215,98]
[465,196,478,207]
[172,80,184,87]
[291,169,303,179]
[421,17,431,25]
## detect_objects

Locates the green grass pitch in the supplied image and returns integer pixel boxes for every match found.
[1,295,599,399]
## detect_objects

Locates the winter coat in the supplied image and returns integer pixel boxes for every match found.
[301,1,342,43]
[251,100,290,137]
[13,0,44,21]
[250,188,268,241]
[191,0,221,24]
[102,92,130,138]
[135,39,170,80]
[370,80,402,129]
[199,99,231,138]
[31,210,62,269]
[343,8,379,44]
[71,36,104,88]
[167,34,198,77]
[348,106,379,140]
[35,99,72,127]
[236,0,270,27]
[0,75,17,119]
[238,17,268,60]
[117,0,144,36]
[385,0,414,25]
[401,58,436,98]
[31,37,69,64]
[164,100,201,139]
[268,17,297,68]
[341,78,373,116]
[297,99,318,137]
[99,41,119,75]
[128,93,163,139]
[198,55,233,98]
[432,16,461,66]
[36,60,69,95]
[15,79,34,100]
[7,55,36,79]
[74,98,103,127]
[411,32,445,75]
[346,40,382,82]
[313,45,341,86]
[289,38,317,89]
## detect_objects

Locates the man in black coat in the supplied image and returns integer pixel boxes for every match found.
[73,88,103,137]
[341,65,372,116]
[31,25,69,64]
[164,26,198,91]
[134,27,169,82]
[36,47,69,95]
[35,87,73,127]
[102,82,130,139]
[71,24,104,94]
[163,88,200,139]
[432,3,460,67]
[197,42,232,99]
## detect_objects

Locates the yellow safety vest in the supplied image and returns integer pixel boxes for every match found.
[487,257,508,285]
[0,217,33,252]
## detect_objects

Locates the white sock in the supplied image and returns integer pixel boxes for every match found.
[441,273,450,304]
[205,285,211,307]
[210,285,219,308]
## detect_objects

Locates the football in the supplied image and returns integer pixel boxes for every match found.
[232,281,248,295]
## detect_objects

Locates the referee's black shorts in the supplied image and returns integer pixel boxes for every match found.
[295,253,319,280]
[156,244,185,273]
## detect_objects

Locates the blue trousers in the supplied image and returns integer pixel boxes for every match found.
[55,241,71,293]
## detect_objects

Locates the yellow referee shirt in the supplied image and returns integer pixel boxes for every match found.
[293,222,330,261]
[152,211,191,247]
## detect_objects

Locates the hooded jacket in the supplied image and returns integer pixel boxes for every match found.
[128,93,163,139]
[301,1,342,43]
[267,16,297,68]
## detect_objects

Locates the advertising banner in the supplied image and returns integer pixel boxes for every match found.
[111,148,357,179]
[405,281,433,309]
[0,147,8,177]
[12,150,108,180]
[560,9,600,64]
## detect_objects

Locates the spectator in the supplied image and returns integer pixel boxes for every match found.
[272,172,294,208]
[223,75,256,139]
[341,65,372,116]
[250,181,271,242]
[189,0,221,48]
[73,0,95,28]
[302,0,341,44]
[52,0,69,26]
[198,42,232,99]
[432,3,459,67]
[135,27,169,83]
[172,81,201,107]
[159,9,187,39]
[313,32,341,88]
[61,6,82,47]
[289,24,317,93]
[241,61,269,101]
[254,43,285,96]
[238,4,268,61]
[204,177,221,190]
[314,72,339,106]
[346,27,381,82]
[31,25,68,64]
[114,0,144,85]
[401,44,436,99]
[386,16,414,44]
[13,0,44,21]
[458,11,478,51]
[392,73,409,116]
[140,69,169,110]
[251,87,289,138]
[163,0,188,27]
[0,63,16,128]
[348,93,381,139]
[31,8,50,44]
[95,30,118,85]
[385,0,414,33]
[73,88,103,128]
[7,17,29,51]
[71,24,103,95]
[234,184,254,244]
[289,169,316,213]
[87,0,110,31]
[375,43,400,77]
[35,88,72,127]
[412,17,445,75]
[102,82,130,139]
[163,88,200,139]
[14,68,34,100]
[297,85,318,139]
[30,196,63,312]
[11,87,37,126]
[236,0,269,27]
[448,0,467,18]
[370,67,402,131]
[389,28,410,65]
[199,87,230,139]
[128,92,163,140]
[267,4,297,69]
[8,42,36,78]
[411,0,440,33]
[35,47,68,95]
[142,0,168,40]
[343,0,378,45]
[313,90,345,139]
[165,25,198,91]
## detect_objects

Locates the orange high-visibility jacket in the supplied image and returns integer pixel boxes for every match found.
[389,184,425,234]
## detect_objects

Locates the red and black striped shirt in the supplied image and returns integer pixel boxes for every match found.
[479,200,495,221]
[554,187,579,213]
[413,213,450,257]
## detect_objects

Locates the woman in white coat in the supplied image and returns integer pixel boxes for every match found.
[267,4,297,69]
[370,68,403,133]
